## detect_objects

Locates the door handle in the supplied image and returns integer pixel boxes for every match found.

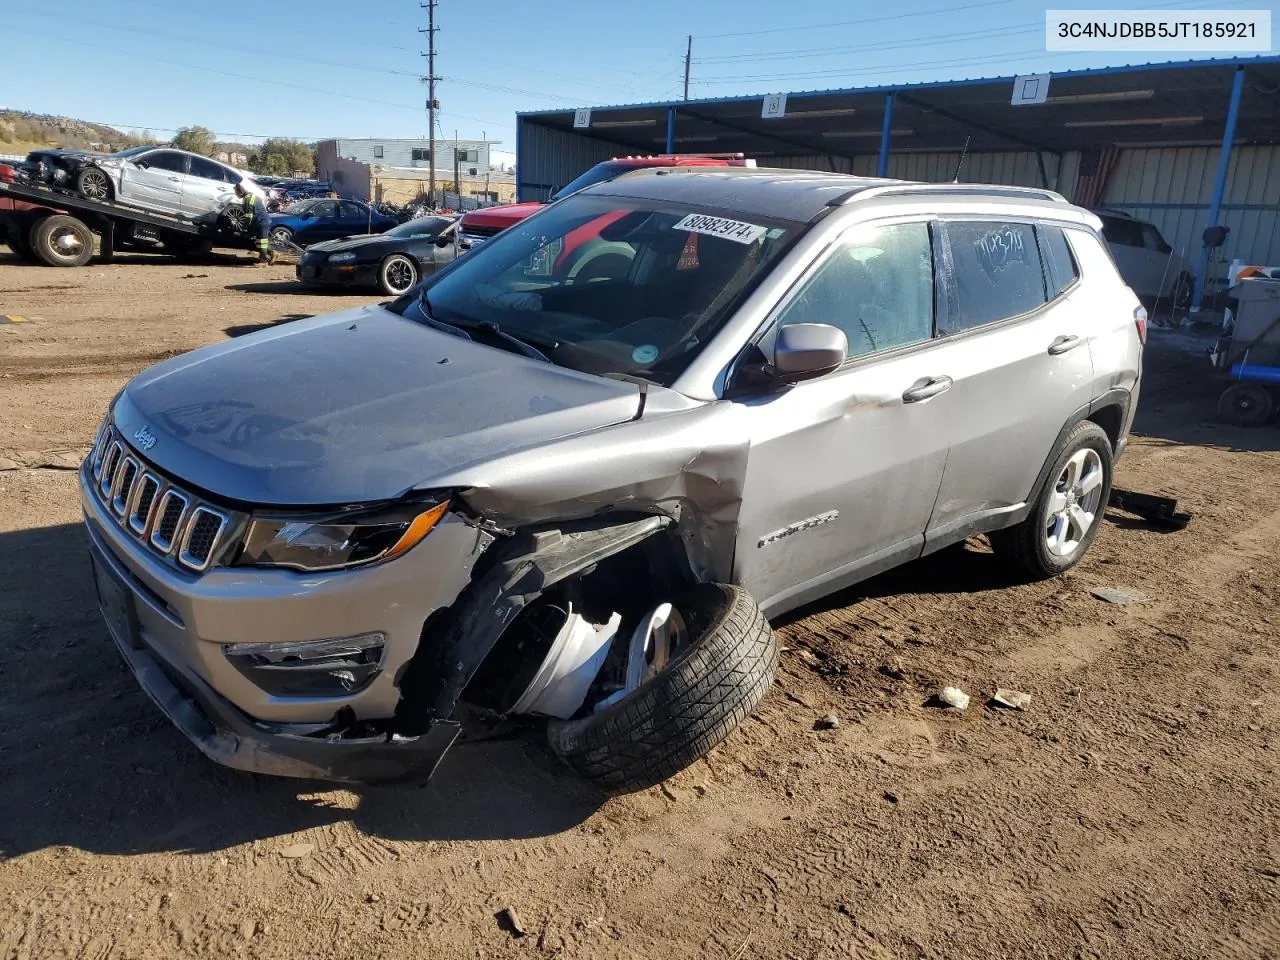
[902,376,953,403]
[167,176,181,182]
[1048,334,1084,355]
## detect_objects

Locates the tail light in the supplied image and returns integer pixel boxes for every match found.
[1133,305,1148,345]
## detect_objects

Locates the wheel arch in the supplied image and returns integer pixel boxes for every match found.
[393,511,695,731]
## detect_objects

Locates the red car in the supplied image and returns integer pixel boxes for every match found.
[459,154,755,246]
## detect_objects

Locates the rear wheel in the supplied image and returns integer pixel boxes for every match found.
[989,421,1113,580]
[29,214,95,267]
[1218,383,1274,426]
[76,166,112,202]
[378,254,419,295]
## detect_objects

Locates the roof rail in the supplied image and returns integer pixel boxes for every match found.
[848,182,1070,205]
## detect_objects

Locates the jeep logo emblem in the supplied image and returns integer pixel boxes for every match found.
[133,426,157,451]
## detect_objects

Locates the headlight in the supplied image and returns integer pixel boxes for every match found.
[328,252,358,263]
[237,499,449,572]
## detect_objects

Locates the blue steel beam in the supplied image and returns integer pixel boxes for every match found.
[666,107,676,154]
[1192,65,1246,313]
[877,92,895,178]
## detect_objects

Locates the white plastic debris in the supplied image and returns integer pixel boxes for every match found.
[938,686,971,710]
[1091,586,1150,604]
[992,688,1032,711]
[509,604,622,719]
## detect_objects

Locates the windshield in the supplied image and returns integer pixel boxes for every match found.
[284,199,321,214]
[387,216,452,238]
[549,161,635,201]
[408,194,801,385]
[113,146,154,158]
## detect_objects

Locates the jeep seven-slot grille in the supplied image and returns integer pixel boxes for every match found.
[87,424,232,573]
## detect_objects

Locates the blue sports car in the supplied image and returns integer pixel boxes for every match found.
[268,199,398,247]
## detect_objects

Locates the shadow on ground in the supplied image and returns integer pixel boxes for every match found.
[0,522,603,859]
[225,280,378,298]
[224,314,314,338]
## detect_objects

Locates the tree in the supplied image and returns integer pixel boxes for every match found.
[171,125,216,156]
[248,138,315,177]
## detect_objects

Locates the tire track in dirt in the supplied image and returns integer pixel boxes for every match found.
[0,349,186,383]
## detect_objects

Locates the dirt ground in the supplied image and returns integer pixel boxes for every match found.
[0,248,1277,960]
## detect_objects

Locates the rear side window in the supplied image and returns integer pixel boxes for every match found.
[1101,216,1144,247]
[1037,225,1080,299]
[940,221,1046,333]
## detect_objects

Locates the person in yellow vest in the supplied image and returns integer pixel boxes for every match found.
[234,180,273,264]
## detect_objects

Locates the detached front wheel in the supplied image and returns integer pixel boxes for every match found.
[546,583,777,795]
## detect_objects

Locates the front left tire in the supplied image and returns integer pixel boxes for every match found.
[76,166,112,202]
[378,254,419,296]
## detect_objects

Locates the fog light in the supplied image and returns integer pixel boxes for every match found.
[224,633,386,697]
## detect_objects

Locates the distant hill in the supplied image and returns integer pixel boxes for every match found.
[0,111,159,154]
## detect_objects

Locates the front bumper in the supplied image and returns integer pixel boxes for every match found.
[81,465,490,782]
[296,259,379,288]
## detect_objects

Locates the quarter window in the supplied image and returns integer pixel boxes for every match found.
[778,221,935,359]
[941,221,1046,333]
[1037,225,1080,299]
[339,201,366,218]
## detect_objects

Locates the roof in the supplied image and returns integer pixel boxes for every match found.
[518,57,1280,156]
[583,167,1077,222]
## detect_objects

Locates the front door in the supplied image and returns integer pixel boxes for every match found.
[733,219,951,615]
[924,219,1096,545]
[119,150,186,214]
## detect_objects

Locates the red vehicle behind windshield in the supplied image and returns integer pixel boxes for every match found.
[460,154,754,243]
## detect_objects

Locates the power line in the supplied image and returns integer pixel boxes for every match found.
[698,0,1019,40]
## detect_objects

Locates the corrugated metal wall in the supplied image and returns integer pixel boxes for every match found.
[517,124,632,201]
[1101,145,1280,266]
[515,118,1279,265]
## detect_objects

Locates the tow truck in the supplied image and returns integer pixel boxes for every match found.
[0,161,248,267]
[458,153,755,247]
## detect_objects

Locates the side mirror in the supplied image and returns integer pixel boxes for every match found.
[772,323,848,382]
[434,234,451,247]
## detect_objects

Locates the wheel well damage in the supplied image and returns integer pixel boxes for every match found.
[394,512,689,732]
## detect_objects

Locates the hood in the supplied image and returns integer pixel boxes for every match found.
[307,234,396,254]
[461,202,544,231]
[26,148,109,162]
[111,306,642,506]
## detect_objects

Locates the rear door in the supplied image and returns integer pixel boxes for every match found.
[338,201,374,238]
[118,149,186,214]
[182,156,238,217]
[923,219,1095,546]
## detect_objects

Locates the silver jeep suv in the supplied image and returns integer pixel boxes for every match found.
[82,168,1144,793]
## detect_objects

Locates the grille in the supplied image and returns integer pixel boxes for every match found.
[88,425,234,573]
[179,508,226,571]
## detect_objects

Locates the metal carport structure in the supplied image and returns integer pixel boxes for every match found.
[516,56,1280,309]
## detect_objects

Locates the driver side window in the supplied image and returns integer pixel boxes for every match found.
[778,221,935,359]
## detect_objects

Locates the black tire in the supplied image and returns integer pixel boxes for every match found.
[989,421,1113,581]
[29,214,95,268]
[546,583,777,795]
[378,254,419,296]
[76,166,112,202]
[1218,383,1274,426]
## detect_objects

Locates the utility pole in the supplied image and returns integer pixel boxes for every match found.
[419,0,440,206]
[683,35,692,101]
[453,128,461,210]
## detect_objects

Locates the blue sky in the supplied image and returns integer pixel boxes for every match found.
[4,0,1274,161]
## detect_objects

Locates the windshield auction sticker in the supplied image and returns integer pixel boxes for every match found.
[673,214,768,245]
[1046,9,1270,50]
